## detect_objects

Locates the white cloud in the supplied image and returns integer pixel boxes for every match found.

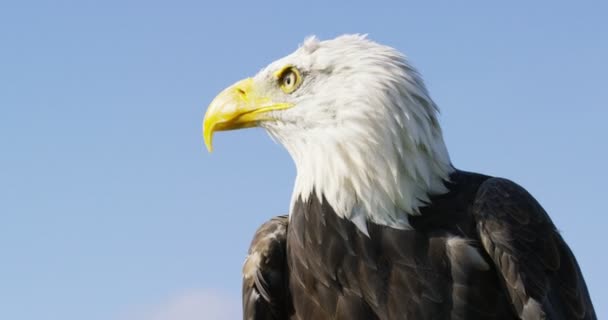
[118,289,240,320]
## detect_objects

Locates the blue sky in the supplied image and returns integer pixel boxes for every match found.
[1,1,606,319]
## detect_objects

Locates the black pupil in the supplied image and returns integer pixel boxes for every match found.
[285,74,292,85]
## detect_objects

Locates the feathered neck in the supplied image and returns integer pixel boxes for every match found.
[286,126,452,234]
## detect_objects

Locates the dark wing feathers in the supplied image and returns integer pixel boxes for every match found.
[242,176,595,320]
[473,178,596,320]
[242,215,290,320]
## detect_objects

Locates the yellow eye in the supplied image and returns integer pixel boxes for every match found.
[277,66,301,94]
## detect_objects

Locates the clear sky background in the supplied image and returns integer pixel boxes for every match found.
[1,1,606,319]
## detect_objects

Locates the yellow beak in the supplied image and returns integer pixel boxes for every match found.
[203,78,292,152]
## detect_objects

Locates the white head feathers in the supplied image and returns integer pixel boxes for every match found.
[257,35,454,233]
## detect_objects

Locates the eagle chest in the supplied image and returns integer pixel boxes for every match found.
[286,194,510,320]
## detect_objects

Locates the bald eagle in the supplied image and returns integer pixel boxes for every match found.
[203,35,596,320]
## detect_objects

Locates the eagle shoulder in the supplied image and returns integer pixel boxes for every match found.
[242,215,290,320]
[473,177,596,320]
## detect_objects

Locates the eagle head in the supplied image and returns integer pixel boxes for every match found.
[203,35,453,232]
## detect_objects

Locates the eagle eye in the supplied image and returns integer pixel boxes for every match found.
[277,66,301,94]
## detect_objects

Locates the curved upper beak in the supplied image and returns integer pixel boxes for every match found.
[203,78,292,152]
